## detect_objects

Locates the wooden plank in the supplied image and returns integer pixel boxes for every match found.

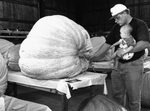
[140,0,150,3]
[22,23,33,31]
[0,0,38,7]
[0,21,3,29]
[126,0,139,4]
[0,35,26,38]
[0,1,3,18]
[14,0,37,4]
[3,2,12,19]
[1,1,38,30]
[129,6,139,18]
[45,9,57,15]
[140,5,150,19]
[0,30,28,35]
[45,0,56,8]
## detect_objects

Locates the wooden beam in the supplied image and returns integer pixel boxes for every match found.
[38,0,45,18]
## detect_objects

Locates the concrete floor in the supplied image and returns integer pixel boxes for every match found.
[6,75,150,111]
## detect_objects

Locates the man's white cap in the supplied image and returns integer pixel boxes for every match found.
[110,4,127,20]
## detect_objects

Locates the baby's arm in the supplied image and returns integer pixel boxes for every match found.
[110,40,122,48]
[111,51,117,59]
[123,45,134,54]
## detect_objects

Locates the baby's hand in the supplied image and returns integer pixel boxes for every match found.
[110,45,114,49]
[116,48,126,58]
[124,38,135,46]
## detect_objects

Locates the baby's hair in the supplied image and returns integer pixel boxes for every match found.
[121,24,133,34]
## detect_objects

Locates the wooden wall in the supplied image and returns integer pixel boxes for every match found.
[0,0,77,31]
[76,0,124,33]
[44,0,76,21]
[0,0,39,31]
[1,0,150,35]
[126,0,150,27]
[0,0,77,44]
[77,0,150,34]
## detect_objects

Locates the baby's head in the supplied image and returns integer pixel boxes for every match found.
[120,24,132,38]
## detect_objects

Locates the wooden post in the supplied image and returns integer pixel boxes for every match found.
[61,94,68,111]
[38,0,45,18]
[13,83,17,97]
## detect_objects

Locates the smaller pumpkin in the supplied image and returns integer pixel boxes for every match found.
[89,36,106,57]
[89,37,114,62]
[77,94,127,111]
[141,71,150,108]
[0,54,8,94]
[0,38,14,55]
[5,44,21,71]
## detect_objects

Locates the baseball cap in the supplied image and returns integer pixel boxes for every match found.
[110,4,127,20]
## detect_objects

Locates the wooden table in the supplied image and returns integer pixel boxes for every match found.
[87,67,113,72]
[8,71,107,111]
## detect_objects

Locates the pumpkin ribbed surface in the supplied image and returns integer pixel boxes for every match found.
[19,15,92,79]
[0,54,8,93]
[0,39,14,56]
[5,44,21,71]
[78,95,127,111]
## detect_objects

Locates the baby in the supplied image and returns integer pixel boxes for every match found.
[110,24,136,69]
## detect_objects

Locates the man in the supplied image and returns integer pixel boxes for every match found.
[90,4,150,111]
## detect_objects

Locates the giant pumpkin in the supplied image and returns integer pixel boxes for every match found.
[77,95,127,111]
[19,15,92,80]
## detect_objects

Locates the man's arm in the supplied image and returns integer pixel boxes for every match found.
[128,21,150,53]
[129,41,149,53]
[116,41,149,58]
[90,43,111,62]
[123,46,134,54]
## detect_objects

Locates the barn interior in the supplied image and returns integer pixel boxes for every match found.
[0,0,150,111]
